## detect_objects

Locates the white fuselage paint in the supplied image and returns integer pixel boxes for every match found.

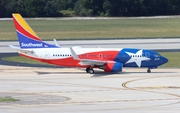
[20,48,123,59]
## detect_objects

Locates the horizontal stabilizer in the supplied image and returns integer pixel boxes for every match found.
[9,45,20,50]
[9,45,34,53]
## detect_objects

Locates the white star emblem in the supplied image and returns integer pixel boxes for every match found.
[125,50,150,67]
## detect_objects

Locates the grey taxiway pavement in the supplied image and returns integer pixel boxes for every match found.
[0,39,180,113]
[0,66,180,113]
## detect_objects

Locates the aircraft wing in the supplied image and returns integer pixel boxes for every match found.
[78,59,106,66]
[9,45,20,50]
[70,47,107,66]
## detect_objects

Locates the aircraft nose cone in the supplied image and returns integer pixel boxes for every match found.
[161,56,168,65]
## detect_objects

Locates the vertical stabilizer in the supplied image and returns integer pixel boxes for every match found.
[12,14,58,49]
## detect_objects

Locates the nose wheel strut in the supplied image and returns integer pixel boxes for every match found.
[147,68,151,73]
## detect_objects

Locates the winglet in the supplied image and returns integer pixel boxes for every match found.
[53,39,61,47]
[70,47,80,60]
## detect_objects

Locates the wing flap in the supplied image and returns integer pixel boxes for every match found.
[79,59,106,66]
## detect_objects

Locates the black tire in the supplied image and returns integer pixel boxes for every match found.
[89,69,94,74]
[86,67,90,73]
[147,69,151,73]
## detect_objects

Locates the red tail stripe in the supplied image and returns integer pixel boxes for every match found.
[13,17,41,41]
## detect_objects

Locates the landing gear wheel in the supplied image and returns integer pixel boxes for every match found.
[147,69,151,73]
[89,69,94,74]
[86,67,90,73]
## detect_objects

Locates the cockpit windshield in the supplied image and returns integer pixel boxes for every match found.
[154,54,161,57]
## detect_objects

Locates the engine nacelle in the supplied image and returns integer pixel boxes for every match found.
[103,62,123,72]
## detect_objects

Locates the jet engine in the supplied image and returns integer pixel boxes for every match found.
[100,62,123,72]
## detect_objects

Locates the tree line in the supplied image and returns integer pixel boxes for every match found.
[1,0,180,17]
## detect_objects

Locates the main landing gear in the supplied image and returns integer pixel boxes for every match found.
[147,68,151,73]
[86,67,94,74]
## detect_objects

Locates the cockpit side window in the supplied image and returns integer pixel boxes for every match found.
[154,54,160,57]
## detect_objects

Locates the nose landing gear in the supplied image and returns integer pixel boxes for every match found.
[147,68,151,73]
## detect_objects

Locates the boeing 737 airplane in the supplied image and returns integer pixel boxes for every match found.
[10,14,168,74]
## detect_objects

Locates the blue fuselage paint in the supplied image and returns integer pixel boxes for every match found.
[114,48,168,68]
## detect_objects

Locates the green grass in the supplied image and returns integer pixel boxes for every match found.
[2,52,180,68]
[0,97,19,102]
[1,18,180,40]
[160,52,180,68]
